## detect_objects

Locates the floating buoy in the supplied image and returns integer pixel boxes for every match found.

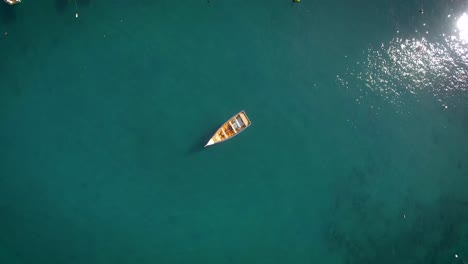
[74,0,79,18]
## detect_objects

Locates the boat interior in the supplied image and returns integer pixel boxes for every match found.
[217,115,248,140]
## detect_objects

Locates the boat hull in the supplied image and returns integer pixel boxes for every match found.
[205,110,251,147]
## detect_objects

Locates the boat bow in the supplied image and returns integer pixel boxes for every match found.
[204,139,214,147]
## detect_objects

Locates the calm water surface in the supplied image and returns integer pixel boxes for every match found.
[1,0,467,263]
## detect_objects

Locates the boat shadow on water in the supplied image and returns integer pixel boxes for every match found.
[186,125,219,156]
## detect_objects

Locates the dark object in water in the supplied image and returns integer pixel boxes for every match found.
[419,9,424,14]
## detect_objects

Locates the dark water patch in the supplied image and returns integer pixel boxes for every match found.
[327,192,468,263]
[431,128,441,146]
[80,182,88,189]
[0,72,21,98]
[457,160,462,170]
[55,0,91,13]
[55,0,68,13]
[351,166,369,187]
[454,199,468,208]
[225,255,234,263]
[77,0,91,6]
[363,152,378,178]
[0,4,16,24]
[329,166,374,231]
[50,36,61,50]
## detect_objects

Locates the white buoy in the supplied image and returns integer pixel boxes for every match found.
[74,0,79,19]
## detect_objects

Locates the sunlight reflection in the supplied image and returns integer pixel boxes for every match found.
[338,12,468,109]
[457,13,468,42]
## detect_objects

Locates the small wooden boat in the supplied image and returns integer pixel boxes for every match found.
[205,110,251,147]
[4,0,21,5]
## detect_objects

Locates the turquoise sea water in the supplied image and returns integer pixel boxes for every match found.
[1,0,468,263]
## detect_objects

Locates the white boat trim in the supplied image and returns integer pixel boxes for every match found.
[235,119,241,128]
[229,122,237,132]
[222,129,228,138]
[205,139,214,147]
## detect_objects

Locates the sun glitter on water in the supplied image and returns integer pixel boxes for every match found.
[457,13,468,42]
[338,11,468,110]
